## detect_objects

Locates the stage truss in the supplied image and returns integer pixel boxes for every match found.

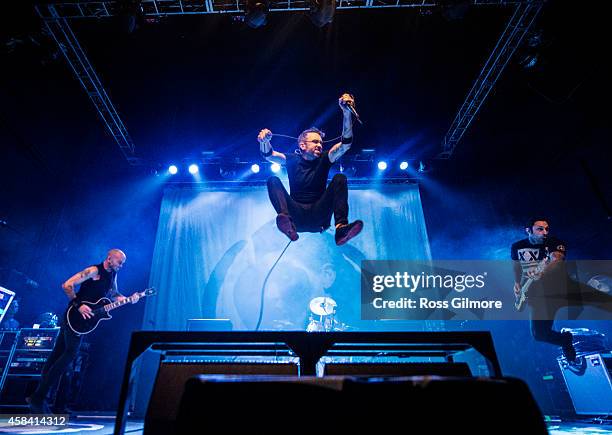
[33,0,544,164]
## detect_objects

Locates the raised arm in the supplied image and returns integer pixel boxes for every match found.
[62,265,99,301]
[329,93,354,163]
[258,128,286,165]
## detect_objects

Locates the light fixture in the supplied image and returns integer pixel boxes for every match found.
[168,165,178,175]
[251,164,260,174]
[377,161,388,171]
[188,164,199,175]
[308,0,335,27]
[271,163,281,173]
[399,161,409,170]
[245,0,269,28]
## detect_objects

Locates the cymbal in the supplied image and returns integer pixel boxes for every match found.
[309,297,337,316]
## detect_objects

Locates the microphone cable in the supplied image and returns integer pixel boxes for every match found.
[270,117,354,147]
[254,239,293,331]
[271,133,341,144]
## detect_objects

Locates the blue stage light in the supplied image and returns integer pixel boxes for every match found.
[377,161,388,171]
[168,165,178,175]
[400,161,409,170]
[188,164,199,175]
[271,163,281,173]
[251,164,260,174]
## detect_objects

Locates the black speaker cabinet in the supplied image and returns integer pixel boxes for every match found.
[172,375,548,435]
[145,361,299,434]
[323,362,471,377]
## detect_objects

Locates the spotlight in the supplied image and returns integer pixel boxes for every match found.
[245,0,269,28]
[399,161,409,170]
[308,0,335,27]
[168,165,178,175]
[519,30,543,70]
[271,163,281,173]
[188,164,199,175]
[377,161,388,171]
[251,164,260,174]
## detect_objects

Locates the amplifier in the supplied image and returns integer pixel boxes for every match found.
[16,328,60,351]
[559,352,612,415]
[8,352,49,375]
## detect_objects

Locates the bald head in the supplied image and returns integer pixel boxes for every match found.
[107,249,126,259]
[106,249,126,272]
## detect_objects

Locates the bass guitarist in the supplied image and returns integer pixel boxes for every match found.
[26,249,140,414]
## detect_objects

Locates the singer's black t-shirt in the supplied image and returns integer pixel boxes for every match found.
[285,151,334,204]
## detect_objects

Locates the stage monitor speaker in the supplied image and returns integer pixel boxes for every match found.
[145,361,298,435]
[172,375,548,435]
[559,352,612,415]
[323,362,471,377]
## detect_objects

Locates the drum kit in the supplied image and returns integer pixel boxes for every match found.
[306,296,349,332]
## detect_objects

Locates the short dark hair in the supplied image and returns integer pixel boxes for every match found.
[525,217,549,231]
[298,127,325,145]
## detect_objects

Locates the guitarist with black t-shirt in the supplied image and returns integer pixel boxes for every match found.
[26,249,140,414]
[511,218,577,362]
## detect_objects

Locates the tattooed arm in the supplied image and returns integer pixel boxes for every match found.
[62,266,98,301]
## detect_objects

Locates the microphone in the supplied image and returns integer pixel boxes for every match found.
[345,101,363,125]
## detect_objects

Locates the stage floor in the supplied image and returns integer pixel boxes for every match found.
[0,416,611,435]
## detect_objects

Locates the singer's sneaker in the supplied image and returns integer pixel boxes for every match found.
[276,214,298,242]
[335,220,363,246]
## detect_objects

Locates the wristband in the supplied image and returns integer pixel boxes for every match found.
[341,136,353,145]
[261,148,273,157]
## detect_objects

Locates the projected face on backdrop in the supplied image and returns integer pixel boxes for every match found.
[212,219,363,330]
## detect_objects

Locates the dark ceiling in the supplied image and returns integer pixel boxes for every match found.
[2,1,609,181]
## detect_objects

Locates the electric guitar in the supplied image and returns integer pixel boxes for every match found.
[66,288,156,335]
[514,278,534,312]
[514,260,547,312]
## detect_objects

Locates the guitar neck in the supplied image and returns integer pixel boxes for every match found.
[103,294,140,312]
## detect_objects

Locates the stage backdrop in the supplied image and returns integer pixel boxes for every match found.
[143,182,431,331]
[132,182,431,415]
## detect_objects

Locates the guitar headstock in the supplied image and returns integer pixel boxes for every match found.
[141,287,157,297]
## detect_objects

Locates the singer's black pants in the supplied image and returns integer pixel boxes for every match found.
[29,315,82,405]
[267,174,349,232]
